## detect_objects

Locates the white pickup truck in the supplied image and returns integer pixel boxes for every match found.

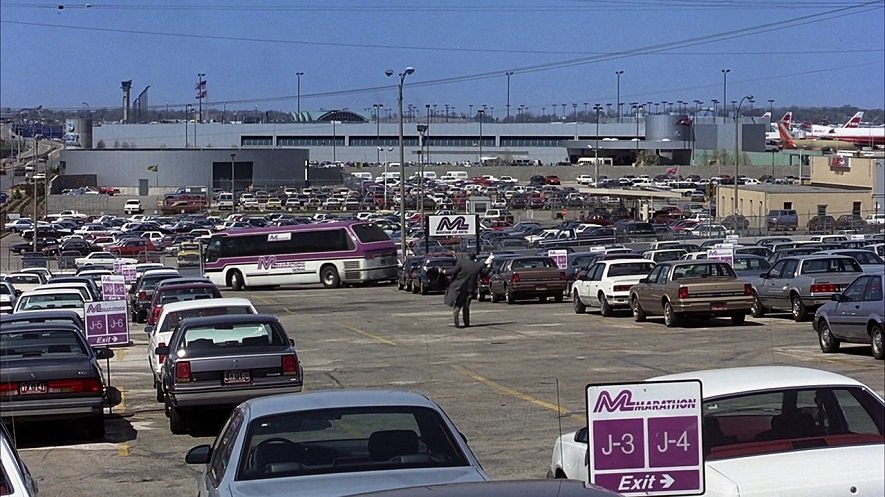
[572,258,655,316]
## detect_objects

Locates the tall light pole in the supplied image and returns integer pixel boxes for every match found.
[477,109,485,165]
[185,104,193,147]
[386,66,415,261]
[505,71,514,120]
[734,95,753,219]
[196,73,205,146]
[768,98,776,177]
[374,104,383,164]
[594,104,603,185]
[417,124,428,219]
[230,153,236,194]
[615,70,624,123]
[32,134,41,254]
[296,72,304,115]
[721,68,731,123]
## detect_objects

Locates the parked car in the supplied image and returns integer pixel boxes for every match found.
[751,255,865,321]
[641,248,686,263]
[548,366,885,496]
[489,256,567,304]
[813,273,884,359]
[147,281,222,325]
[183,389,489,496]
[0,322,114,438]
[145,297,258,403]
[807,215,838,234]
[3,218,34,233]
[0,421,39,496]
[13,289,87,320]
[0,281,18,314]
[2,273,42,294]
[722,214,750,230]
[348,480,621,497]
[41,237,95,257]
[813,249,885,272]
[478,253,518,301]
[629,260,754,327]
[10,236,58,255]
[573,259,656,316]
[766,209,798,231]
[0,309,84,331]
[411,256,456,295]
[835,213,868,232]
[107,238,157,258]
[123,199,144,215]
[396,256,423,292]
[74,252,137,269]
[731,254,772,280]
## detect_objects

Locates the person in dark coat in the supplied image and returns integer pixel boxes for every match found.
[443,251,483,328]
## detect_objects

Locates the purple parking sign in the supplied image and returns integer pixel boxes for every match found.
[586,380,704,496]
[84,300,129,347]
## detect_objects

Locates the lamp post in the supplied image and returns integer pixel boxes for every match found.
[196,73,205,146]
[594,104,603,186]
[374,104,383,164]
[734,95,753,219]
[331,120,339,163]
[505,71,514,120]
[768,99,776,177]
[721,68,731,122]
[229,153,236,194]
[417,124,428,219]
[185,104,193,147]
[296,72,304,115]
[615,70,624,123]
[386,66,415,262]
[477,109,485,165]
[32,134,41,254]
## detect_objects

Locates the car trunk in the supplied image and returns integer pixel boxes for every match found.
[0,356,101,398]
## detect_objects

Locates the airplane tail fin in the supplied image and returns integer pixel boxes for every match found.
[781,112,793,129]
[761,111,771,120]
[777,122,798,149]
[842,111,863,128]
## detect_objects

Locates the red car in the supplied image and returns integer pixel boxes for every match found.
[147,282,222,325]
[108,238,157,257]
[98,186,121,196]
[545,175,561,185]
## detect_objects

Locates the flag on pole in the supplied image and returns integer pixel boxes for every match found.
[195,80,207,99]
[147,164,158,173]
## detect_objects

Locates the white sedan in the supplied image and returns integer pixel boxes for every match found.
[573,259,655,316]
[548,366,884,496]
[74,251,137,268]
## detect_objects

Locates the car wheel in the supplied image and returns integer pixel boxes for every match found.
[491,290,500,303]
[155,382,165,403]
[320,265,340,289]
[871,324,884,360]
[632,297,646,322]
[731,313,746,325]
[599,294,613,317]
[574,291,586,313]
[663,301,681,327]
[420,280,428,295]
[169,405,188,434]
[506,287,515,305]
[554,293,563,303]
[538,295,547,303]
[230,270,245,291]
[412,281,420,294]
[86,415,105,439]
[397,279,404,290]
[750,292,766,318]
[478,291,486,302]
[791,294,808,322]
[818,320,840,353]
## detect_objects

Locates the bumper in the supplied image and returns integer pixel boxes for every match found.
[605,290,633,308]
[510,283,567,295]
[0,397,104,421]
[169,383,303,408]
[670,296,754,314]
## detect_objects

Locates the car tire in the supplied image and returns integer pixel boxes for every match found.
[731,313,746,325]
[599,294,613,317]
[750,292,766,318]
[818,320,840,353]
[632,297,647,322]
[86,415,105,439]
[411,281,420,294]
[397,279,404,291]
[871,324,884,360]
[230,270,245,291]
[574,291,586,313]
[506,287,515,305]
[491,291,500,303]
[791,294,808,322]
[538,295,547,303]
[478,291,486,302]
[554,293,563,303]
[420,281,427,295]
[663,301,681,328]
[320,265,340,289]
[155,383,165,403]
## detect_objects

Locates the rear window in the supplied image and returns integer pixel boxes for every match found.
[142,274,180,290]
[0,329,87,357]
[733,257,771,272]
[18,293,84,311]
[6,275,40,285]
[425,259,455,269]
[351,223,391,244]
[802,258,863,274]
[511,258,557,269]
[608,262,655,277]
[673,263,736,279]
[180,323,286,350]
[160,305,255,334]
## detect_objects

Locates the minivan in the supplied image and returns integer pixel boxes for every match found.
[767,209,798,231]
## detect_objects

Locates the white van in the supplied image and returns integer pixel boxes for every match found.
[217,192,234,210]
[442,171,468,181]
[351,171,373,181]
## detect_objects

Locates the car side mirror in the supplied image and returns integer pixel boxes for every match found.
[575,426,589,443]
[289,338,295,347]
[831,293,844,302]
[185,445,212,465]
[144,325,154,334]
[638,278,648,284]
[155,345,169,356]
[759,273,769,279]
[93,347,115,360]
[14,289,22,296]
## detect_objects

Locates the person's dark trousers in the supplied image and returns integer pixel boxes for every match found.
[453,299,472,328]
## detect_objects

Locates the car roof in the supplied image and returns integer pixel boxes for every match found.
[602,258,655,265]
[0,309,83,324]
[650,366,869,400]
[243,389,441,418]
[160,297,254,314]
[21,288,84,296]
[177,313,279,330]
[0,321,83,334]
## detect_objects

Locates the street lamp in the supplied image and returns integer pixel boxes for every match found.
[296,72,304,115]
[374,104,384,164]
[505,71,514,120]
[32,134,42,254]
[386,66,415,262]
[734,95,753,219]
[417,124,429,218]
[721,68,731,122]
[230,153,236,195]
[615,70,624,123]
[477,109,485,165]
[594,104,603,185]
[185,104,194,147]
[768,99,776,177]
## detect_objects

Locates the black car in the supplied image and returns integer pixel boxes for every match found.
[0,322,113,438]
[529,175,546,186]
[129,269,182,322]
[10,236,59,254]
[412,256,456,295]
[0,309,85,331]
[42,237,95,257]
[397,257,423,292]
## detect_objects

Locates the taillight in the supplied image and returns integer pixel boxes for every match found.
[512,272,521,283]
[281,354,299,375]
[559,272,566,281]
[614,285,632,292]
[158,342,166,364]
[48,378,102,394]
[138,290,147,301]
[175,361,191,382]
[744,284,753,296]
[150,306,162,324]
[0,382,19,397]
[677,287,689,299]
[810,284,838,293]
[481,275,490,284]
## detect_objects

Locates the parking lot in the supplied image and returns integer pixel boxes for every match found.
[6,277,884,497]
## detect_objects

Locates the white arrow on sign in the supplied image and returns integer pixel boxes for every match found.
[661,474,675,489]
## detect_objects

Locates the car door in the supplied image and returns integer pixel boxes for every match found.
[760,260,787,310]
[639,265,665,311]
[831,276,872,340]
[858,275,884,340]
[586,263,605,305]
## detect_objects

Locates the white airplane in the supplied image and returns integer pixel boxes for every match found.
[765,112,793,142]
[799,111,863,138]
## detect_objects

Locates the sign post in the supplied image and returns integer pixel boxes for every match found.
[586,380,704,496]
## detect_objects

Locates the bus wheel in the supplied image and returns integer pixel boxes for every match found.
[230,270,245,291]
[321,265,340,288]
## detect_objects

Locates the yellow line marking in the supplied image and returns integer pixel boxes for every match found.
[451,365,580,419]
[283,307,294,314]
[114,348,127,361]
[340,324,397,346]
[117,443,129,456]
[254,295,273,305]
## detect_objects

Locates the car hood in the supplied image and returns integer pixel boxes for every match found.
[704,444,884,497]
[229,467,489,497]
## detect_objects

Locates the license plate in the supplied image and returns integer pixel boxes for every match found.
[711,303,728,312]
[19,382,47,395]
[536,286,546,291]
[223,370,251,384]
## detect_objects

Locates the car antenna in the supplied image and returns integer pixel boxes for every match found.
[556,378,565,472]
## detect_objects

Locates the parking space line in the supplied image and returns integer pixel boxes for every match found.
[339,324,397,346]
[117,442,129,456]
[451,365,577,418]
[253,295,273,305]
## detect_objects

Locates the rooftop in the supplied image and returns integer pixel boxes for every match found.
[738,184,871,194]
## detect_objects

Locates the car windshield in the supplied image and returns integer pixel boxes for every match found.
[19,293,84,310]
[158,286,217,304]
[608,262,655,277]
[160,306,254,334]
[425,259,455,269]
[0,329,88,357]
[673,263,736,280]
[802,258,863,274]
[180,322,285,350]
[702,387,884,461]
[6,275,41,285]
[511,258,556,269]
[237,406,469,481]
